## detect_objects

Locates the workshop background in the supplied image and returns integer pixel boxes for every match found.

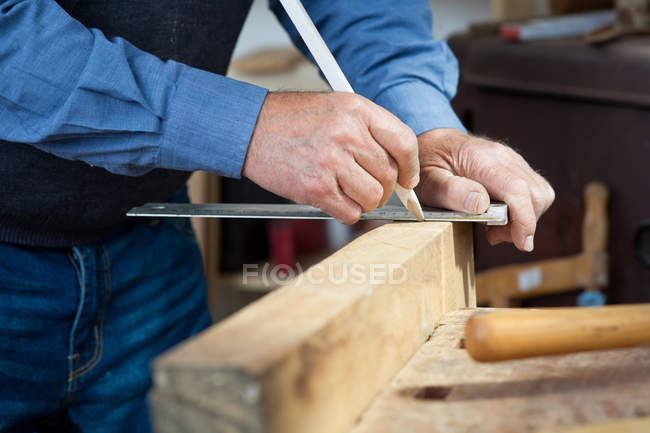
[185,0,650,321]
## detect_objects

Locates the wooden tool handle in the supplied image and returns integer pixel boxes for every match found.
[465,304,650,362]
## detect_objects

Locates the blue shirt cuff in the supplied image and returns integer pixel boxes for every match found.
[159,65,268,178]
[373,80,466,136]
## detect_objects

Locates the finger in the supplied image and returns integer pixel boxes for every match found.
[301,173,363,224]
[461,149,538,251]
[337,162,384,213]
[530,171,555,216]
[362,102,420,189]
[499,178,537,252]
[509,151,555,218]
[509,164,549,219]
[473,164,537,251]
[316,185,363,225]
[485,226,512,246]
[351,135,398,208]
[417,166,490,214]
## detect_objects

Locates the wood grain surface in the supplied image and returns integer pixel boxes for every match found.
[151,222,475,433]
[539,415,650,433]
[352,309,650,433]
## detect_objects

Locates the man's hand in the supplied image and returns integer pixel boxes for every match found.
[416,128,555,252]
[243,92,419,224]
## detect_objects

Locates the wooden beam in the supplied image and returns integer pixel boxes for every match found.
[492,0,536,20]
[186,171,221,287]
[150,221,475,433]
[475,251,608,306]
[539,416,650,433]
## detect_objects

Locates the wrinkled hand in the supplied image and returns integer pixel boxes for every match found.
[416,128,555,252]
[243,92,419,224]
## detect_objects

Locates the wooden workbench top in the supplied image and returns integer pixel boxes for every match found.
[351,309,650,433]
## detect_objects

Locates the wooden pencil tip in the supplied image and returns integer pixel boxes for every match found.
[407,198,425,222]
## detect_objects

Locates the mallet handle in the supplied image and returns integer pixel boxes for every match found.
[465,304,650,362]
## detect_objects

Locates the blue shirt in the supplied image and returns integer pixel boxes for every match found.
[0,0,464,178]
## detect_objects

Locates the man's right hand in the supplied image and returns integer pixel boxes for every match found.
[242,92,420,224]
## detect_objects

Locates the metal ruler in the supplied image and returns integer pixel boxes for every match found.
[127,203,508,225]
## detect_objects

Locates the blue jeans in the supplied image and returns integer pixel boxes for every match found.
[0,209,211,431]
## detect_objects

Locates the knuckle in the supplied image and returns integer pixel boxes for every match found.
[531,188,548,214]
[400,125,417,144]
[393,138,415,161]
[324,153,339,170]
[317,148,339,170]
[304,176,331,200]
[496,144,514,160]
[403,132,419,156]
[357,187,382,213]
[378,167,398,189]
[508,177,529,195]
[546,183,556,204]
[342,93,364,113]
[514,152,529,166]
[329,121,352,143]
[366,183,383,208]
[485,140,503,152]
[339,207,361,225]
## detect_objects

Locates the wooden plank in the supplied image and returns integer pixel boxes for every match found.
[187,171,209,257]
[539,416,650,433]
[352,309,650,433]
[186,171,221,286]
[229,47,306,75]
[187,171,222,319]
[150,221,475,433]
[492,0,536,20]
[476,252,607,306]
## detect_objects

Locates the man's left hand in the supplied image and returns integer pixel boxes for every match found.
[415,128,555,252]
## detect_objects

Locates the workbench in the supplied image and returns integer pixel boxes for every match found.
[352,309,650,433]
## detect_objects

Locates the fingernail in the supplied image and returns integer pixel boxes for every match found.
[463,192,484,213]
[524,235,534,252]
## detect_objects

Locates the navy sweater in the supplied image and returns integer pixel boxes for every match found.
[0,0,252,246]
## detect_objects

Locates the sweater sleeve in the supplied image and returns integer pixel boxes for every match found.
[0,0,268,177]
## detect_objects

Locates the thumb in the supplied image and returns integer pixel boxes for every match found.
[417,166,490,214]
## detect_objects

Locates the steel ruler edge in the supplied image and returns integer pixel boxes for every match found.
[127,203,508,226]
